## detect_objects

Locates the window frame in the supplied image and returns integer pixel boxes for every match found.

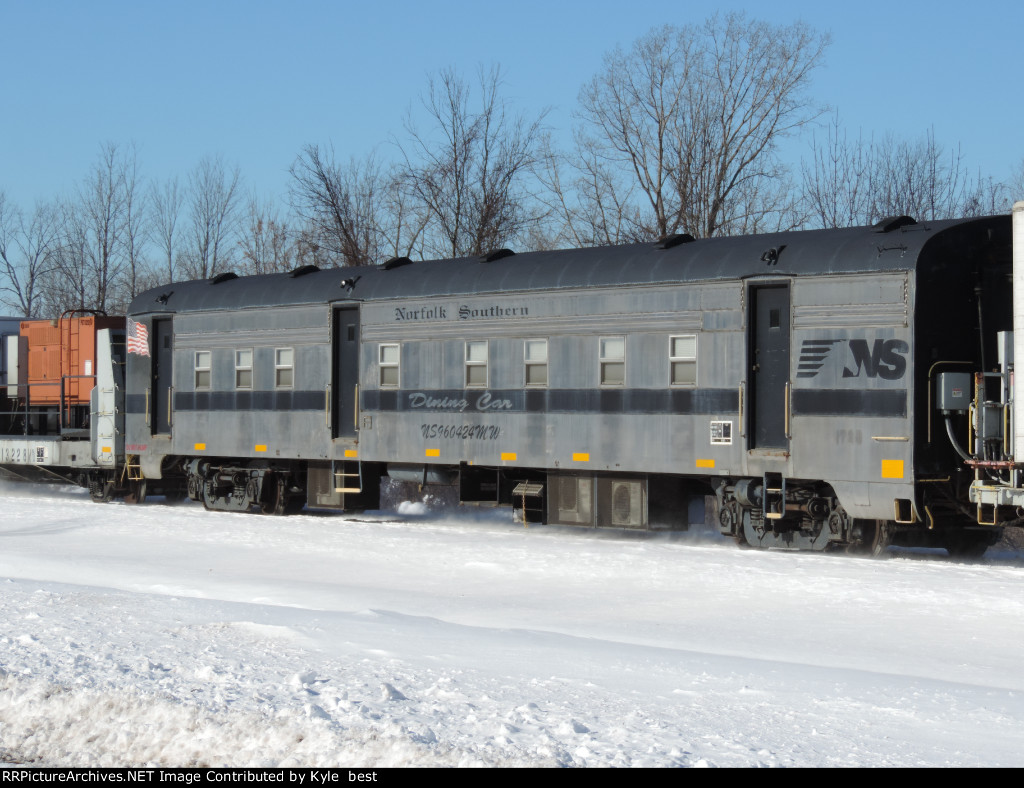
[599,336,626,386]
[465,340,489,388]
[235,348,253,390]
[274,347,294,389]
[379,343,400,388]
[669,334,698,387]
[524,338,548,388]
[194,350,211,390]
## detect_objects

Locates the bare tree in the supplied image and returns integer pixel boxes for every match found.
[288,145,389,267]
[379,172,430,261]
[120,147,149,307]
[150,177,184,283]
[238,194,296,275]
[800,113,874,228]
[80,143,131,310]
[399,65,548,258]
[872,131,978,221]
[42,143,145,313]
[46,204,92,315]
[537,131,642,247]
[1010,159,1024,201]
[180,155,242,279]
[0,192,24,312]
[802,116,1008,227]
[0,193,61,317]
[562,14,828,242]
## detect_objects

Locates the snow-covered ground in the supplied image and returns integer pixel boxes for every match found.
[2,483,1024,767]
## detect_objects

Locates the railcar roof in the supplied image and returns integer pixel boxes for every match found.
[129,215,1010,315]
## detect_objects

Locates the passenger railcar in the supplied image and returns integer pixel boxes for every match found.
[117,211,1013,554]
[3,208,1024,556]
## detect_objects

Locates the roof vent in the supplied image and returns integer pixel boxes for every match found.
[480,248,515,263]
[655,233,695,250]
[383,256,413,270]
[289,264,320,278]
[209,272,238,285]
[873,216,916,233]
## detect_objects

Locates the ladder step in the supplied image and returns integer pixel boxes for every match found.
[334,474,361,493]
[333,459,363,494]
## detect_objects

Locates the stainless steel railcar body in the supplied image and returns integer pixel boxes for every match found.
[125,214,1014,551]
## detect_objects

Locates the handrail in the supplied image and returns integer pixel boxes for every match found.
[0,376,97,436]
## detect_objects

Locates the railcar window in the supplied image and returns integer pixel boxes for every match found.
[379,343,400,387]
[275,348,294,388]
[194,351,211,390]
[600,337,625,386]
[235,349,253,389]
[466,341,488,387]
[670,335,697,386]
[525,339,548,387]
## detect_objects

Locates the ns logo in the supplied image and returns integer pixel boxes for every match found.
[797,339,909,380]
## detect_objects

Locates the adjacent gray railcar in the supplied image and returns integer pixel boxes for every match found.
[124,214,1015,553]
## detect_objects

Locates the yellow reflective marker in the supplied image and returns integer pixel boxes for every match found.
[344,449,358,458]
[194,443,206,451]
[696,458,715,469]
[255,444,268,453]
[425,448,440,458]
[572,452,590,462]
[501,452,517,462]
[881,459,904,479]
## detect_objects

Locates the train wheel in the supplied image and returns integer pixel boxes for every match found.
[260,474,305,515]
[201,483,219,511]
[124,479,147,505]
[89,478,114,503]
[847,519,891,556]
[261,474,287,516]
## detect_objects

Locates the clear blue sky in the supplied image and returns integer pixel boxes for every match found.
[2,0,1021,208]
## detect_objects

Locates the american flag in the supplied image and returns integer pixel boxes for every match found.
[127,320,150,356]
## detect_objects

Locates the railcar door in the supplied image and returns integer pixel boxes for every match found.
[332,307,360,439]
[152,318,173,435]
[748,284,790,450]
